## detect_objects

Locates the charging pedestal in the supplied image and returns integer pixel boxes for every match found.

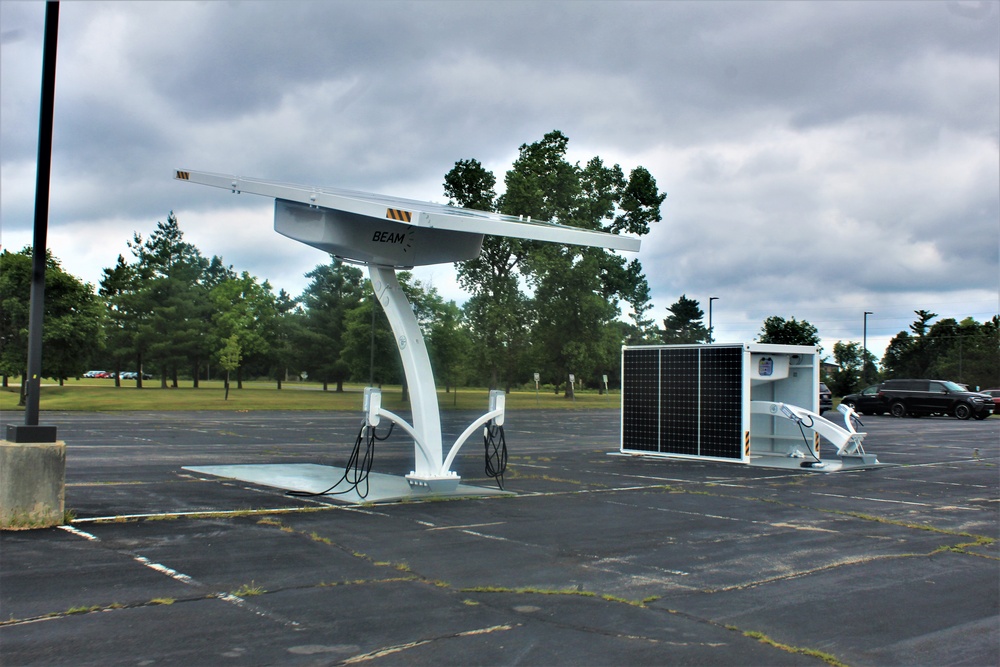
[176,170,639,502]
[620,343,878,471]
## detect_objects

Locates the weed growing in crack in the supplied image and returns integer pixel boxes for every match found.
[231,581,265,597]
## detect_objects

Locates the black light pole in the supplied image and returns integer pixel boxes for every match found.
[9,1,59,443]
[708,297,719,343]
[863,311,873,383]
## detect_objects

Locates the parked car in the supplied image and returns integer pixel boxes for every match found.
[83,370,106,378]
[840,385,887,415]
[819,382,833,414]
[878,379,994,420]
[120,371,153,380]
[981,389,1000,410]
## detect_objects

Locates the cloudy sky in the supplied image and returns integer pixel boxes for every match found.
[2,0,998,361]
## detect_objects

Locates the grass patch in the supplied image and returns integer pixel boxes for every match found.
[149,598,175,605]
[933,535,998,560]
[823,509,996,546]
[319,576,418,588]
[257,517,295,533]
[0,380,620,413]
[1,509,64,530]
[231,581,265,597]
[65,605,101,615]
[461,585,655,608]
[742,629,849,667]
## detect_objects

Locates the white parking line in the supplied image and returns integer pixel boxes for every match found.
[812,492,934,507]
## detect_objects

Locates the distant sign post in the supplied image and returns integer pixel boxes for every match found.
[534,373,540,406]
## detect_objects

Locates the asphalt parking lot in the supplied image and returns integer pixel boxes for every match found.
[2,409,997,666]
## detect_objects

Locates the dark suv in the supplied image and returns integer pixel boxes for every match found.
[878,379,994,420]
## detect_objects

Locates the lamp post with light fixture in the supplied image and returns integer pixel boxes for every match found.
[863,311,873,383]
[708,297,719,343]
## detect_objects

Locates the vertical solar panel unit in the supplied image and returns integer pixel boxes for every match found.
[621,348,660,452]
[699,346,744,459]
[621,343,821,465]
[659,347,701,456]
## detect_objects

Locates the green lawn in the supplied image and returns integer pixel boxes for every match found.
[0,379,620,413]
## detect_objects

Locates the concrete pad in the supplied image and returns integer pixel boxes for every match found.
[183,462,512,503]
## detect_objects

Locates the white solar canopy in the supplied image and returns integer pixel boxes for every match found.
[175,170,640,268]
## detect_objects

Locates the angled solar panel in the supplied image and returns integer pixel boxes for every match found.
[175,170,640,268]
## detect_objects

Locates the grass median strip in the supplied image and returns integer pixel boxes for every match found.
[0,381,620,413]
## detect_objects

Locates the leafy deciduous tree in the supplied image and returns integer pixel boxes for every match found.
[457,131,665,397]
[883,312,999,389]
[757,315,821,353]
[0,248,103,401]
[827,341,871,397]
[218,334,241,401]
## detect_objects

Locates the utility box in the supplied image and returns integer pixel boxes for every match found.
[621,343,822,465]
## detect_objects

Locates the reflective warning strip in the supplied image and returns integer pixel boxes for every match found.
[744,431,751,458]
[386,208,412,222]
[176,170,190,180]
[814,432,820,454]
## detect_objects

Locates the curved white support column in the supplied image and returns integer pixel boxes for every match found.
[443,390,505,471]
[443,409,502,473]
[369,264,444,477]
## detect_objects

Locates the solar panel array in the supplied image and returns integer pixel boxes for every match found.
[622,346,744,460]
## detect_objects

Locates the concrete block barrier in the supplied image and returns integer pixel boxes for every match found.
[0,440,66,529]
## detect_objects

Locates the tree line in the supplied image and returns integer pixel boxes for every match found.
[661,296,998,395]
[1,131,665,399]
[2,131,996,400]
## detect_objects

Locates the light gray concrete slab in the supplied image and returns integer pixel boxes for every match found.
[183,463,512,503]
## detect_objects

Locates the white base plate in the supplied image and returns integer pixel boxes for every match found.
[183,463,512,504]
[748,452,883,472]
[611,452,884,472]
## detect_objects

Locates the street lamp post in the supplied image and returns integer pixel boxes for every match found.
[863,311,873,382]
[6,1,60,444]
[708,297,719,343]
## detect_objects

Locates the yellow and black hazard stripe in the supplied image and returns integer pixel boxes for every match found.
[744,430,751,458]
[386,208,412,223]
[175,171,190,180]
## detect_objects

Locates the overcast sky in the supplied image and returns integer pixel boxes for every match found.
[2,0,998,362]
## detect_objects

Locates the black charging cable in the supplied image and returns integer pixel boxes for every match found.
[792,413,825,467]
[484,422,507,489]
[288,420,393,499]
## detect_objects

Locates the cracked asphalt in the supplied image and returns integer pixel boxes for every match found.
[1,409,997,666]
